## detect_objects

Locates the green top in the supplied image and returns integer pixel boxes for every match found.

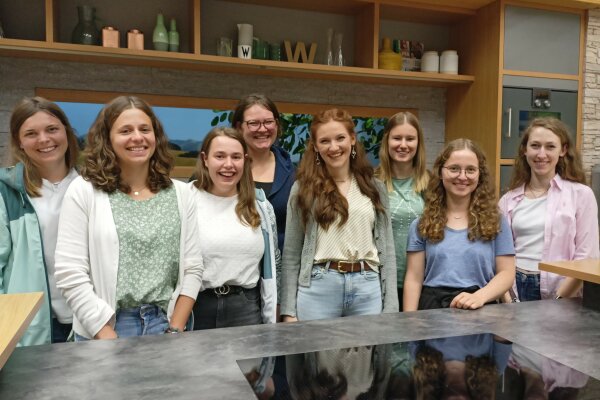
[389,177,424,288]
[111,186,181,311]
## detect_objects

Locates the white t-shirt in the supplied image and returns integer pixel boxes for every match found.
[192,188,263,289]
[512,196,547,271]
[29,168,78,323]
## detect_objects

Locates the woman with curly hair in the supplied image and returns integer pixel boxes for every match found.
[499,117,599,301]
[55,96,203,340]
[1,97,79,345]
[376,111,429,311]
[280,108,398,322]
[404,139,515,310]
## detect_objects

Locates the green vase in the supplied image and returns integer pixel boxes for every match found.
[168,18,179,52]
[71,5,99,45]
[152,13,168,51]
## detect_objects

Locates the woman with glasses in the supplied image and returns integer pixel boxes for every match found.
[1,97,79,345]
[499,118,599,301]
[232,94,295,253]
[281,108,398,322]
[375,112,428,311]
[403,139,515,311]
[55,96,203,340]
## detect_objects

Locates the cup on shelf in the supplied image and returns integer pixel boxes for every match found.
[270,42,281,61]
[237,23,253,59]
[217,37,233,57]
[440,50,459,74]
[421,51,439,73]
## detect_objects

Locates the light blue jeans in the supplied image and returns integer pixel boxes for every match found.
[297,264,382,321]
[75,304,169,341]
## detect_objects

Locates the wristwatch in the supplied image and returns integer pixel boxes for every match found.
[165,326,181,334]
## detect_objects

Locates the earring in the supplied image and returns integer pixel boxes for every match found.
[315,152,321,166]
[351,145,357,159]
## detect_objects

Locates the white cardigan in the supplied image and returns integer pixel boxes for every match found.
[55,177,204,339]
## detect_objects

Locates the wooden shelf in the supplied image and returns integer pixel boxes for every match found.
[0,38,475,87]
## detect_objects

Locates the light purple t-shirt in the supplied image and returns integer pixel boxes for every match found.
[407,216,515,288]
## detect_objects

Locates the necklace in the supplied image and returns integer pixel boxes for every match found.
[130,186,148,196]
[527,184,549,199]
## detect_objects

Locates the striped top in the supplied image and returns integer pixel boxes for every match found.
[313,176,380,271]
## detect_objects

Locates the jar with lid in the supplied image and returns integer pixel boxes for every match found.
[421,51,439,73]
[440,50,459,74]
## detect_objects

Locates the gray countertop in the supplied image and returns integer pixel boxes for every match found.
[1,299,599,399]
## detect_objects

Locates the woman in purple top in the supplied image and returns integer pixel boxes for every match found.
[499,117,599,301]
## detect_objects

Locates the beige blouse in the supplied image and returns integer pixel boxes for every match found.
[313,176,380,271]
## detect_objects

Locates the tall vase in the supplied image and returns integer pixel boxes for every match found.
[333,32,344,66]
[152,13,169,51]
[325,28,334,66]
[168,18,179,52]
[71,5,100,45]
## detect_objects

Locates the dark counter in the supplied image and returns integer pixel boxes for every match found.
[1,299,599,399]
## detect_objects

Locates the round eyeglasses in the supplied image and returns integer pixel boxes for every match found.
[442,165,480,178]
[243,119,277,132]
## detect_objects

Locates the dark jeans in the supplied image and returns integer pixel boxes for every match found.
[397,288,405,312]
[193,286,262,330]
[418,285,481,310]
[51,318,72,343]
[515,270,542,301]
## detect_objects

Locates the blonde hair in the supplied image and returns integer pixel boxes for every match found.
[376,111,429,193]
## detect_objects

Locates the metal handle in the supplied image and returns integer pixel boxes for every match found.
[504,107,512,138]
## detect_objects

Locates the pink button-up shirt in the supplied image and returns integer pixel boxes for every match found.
[499,175,599,299]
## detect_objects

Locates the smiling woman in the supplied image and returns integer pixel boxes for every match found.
[0,97,80,346]
[54,96,204,341]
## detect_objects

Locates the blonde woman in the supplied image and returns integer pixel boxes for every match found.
[376,111,428,310]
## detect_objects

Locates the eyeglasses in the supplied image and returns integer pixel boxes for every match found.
[243,119,277,132]
[442,165,479,178]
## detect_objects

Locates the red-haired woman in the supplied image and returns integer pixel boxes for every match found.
[281,108,398,322]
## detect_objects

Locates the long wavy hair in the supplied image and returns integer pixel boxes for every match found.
[231,93,282,138]
[419,138,500,242]
[296,108,385,230]
[193,127,260,228]
[509,117,586,189]
[376,111,429,193]
[9,97,79,197]
[81,96,173,193]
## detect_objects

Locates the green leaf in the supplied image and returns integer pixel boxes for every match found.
[210,116,219,126]
[219,112,228,122]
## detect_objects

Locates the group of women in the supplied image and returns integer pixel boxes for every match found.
[1,93,598,351]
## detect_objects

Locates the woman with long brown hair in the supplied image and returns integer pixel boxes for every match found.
[54,96,203,340]
[499,117,599,301]
[0,97,79,345]
[189,127,279,329]
[404,139,515,311]
[376,111,429,310]
[281,108,398,322]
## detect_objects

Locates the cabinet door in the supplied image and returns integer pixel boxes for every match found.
[501,87,577,159]
[504,6,580,75]
[500,165,514,195]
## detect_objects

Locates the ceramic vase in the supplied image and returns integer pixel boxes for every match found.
[71,5,100,45]
[168,18,179,52]
[378,37,402,70]
[152,13,169,51]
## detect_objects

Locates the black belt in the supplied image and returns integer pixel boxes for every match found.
[200,284,258,297]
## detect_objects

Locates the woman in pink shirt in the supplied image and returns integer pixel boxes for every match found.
[499,117,599,301]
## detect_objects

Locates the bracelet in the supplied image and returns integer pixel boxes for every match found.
[165,326,181,334]
[555,295,563,300]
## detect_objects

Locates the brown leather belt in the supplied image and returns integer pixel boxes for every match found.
[325,260,374,273]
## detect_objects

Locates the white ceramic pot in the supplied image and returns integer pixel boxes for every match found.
[440,50,459,74]
[421,51,439,73]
